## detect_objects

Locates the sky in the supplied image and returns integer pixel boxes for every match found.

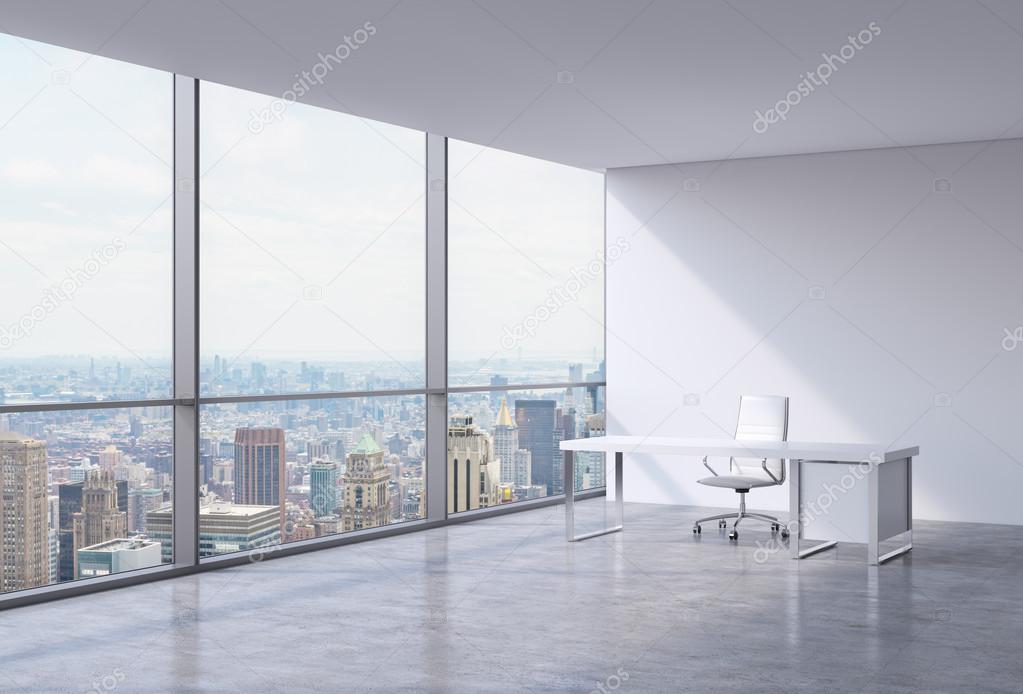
[0,32,604,376]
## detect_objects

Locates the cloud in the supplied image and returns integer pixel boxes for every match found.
[1,159,59,184]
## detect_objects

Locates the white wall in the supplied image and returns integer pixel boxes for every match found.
[606,138,1023,525]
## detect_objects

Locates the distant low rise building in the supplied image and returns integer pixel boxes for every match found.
[146,501,281,562]
[76,537,162,579]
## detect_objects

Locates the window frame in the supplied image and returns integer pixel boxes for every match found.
[0,75,606,610]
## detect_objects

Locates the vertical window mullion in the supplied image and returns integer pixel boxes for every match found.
[425,133,448,522]
[172,74,199,568]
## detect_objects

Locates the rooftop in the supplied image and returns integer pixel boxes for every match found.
[352,434,383,456]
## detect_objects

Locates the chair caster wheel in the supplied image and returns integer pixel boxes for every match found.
[780,529,790,539]
[728,531,738,541]
[693,525,701,534]
[718,520,727,528]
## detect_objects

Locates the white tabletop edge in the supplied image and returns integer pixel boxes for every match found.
[559,436,919,463]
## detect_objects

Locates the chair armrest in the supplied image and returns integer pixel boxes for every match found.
[761,458,782,485]
[702,455,719,477]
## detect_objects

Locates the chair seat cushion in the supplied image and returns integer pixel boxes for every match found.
[697,475,778,490]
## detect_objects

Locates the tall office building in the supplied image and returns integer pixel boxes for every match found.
[47,496,59,584]
[513,449,532,489]
[234,427,286,536]
[199,454,213,484]
[98,444,122,470]
[58,478,128,582]
[552,408,575,496]
[515,400,557,495]
[0,433,49,592]
[71,470,127,579]
[128,487,165,533]
[341,434,391,532]
[309,460,339,518]
[576,413,606,490]
[447,416,500,514]
[567,364,585,411]
[493,399,518,486]
[57,482,83,583]
[586,361,605,413]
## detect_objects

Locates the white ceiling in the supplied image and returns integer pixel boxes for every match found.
[3,0,1023,170]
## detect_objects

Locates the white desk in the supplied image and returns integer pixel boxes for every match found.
[559,436,919,565]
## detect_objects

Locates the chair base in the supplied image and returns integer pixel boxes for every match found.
[692,491,789,541]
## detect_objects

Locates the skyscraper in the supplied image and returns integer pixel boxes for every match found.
[0,432,49,592]
[98,444,122,469]
[515,400,556,495]
[71,469,126,580]
[341,434,391,532]
[447,415,499,514]
[493,398,518,486]
[568,363,585,411]
[309,460,339,518]
[513,449,532,488]
[58,478,128,582]
[234,427,286,535]
[553,408,575,496]
[128,487,165,533]
[57,482,83,583]
[576,412,606,490]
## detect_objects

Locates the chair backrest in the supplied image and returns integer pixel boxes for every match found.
[730,395,788,479]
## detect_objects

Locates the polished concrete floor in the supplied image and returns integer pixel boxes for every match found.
[2,500,1022,693]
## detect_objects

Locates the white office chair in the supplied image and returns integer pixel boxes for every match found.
[693,395,790,541]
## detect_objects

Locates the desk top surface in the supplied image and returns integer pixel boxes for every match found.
[559,436,918,463]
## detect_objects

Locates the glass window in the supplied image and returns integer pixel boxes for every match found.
[447,385,605,513]
[198,394,425,557]
[0,405,172,594]
[0,34,173,402]
[199,82,425,397]
[447,140,605,387]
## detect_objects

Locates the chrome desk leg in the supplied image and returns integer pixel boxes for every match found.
[790,458,837,560]
[567,450,624,542]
